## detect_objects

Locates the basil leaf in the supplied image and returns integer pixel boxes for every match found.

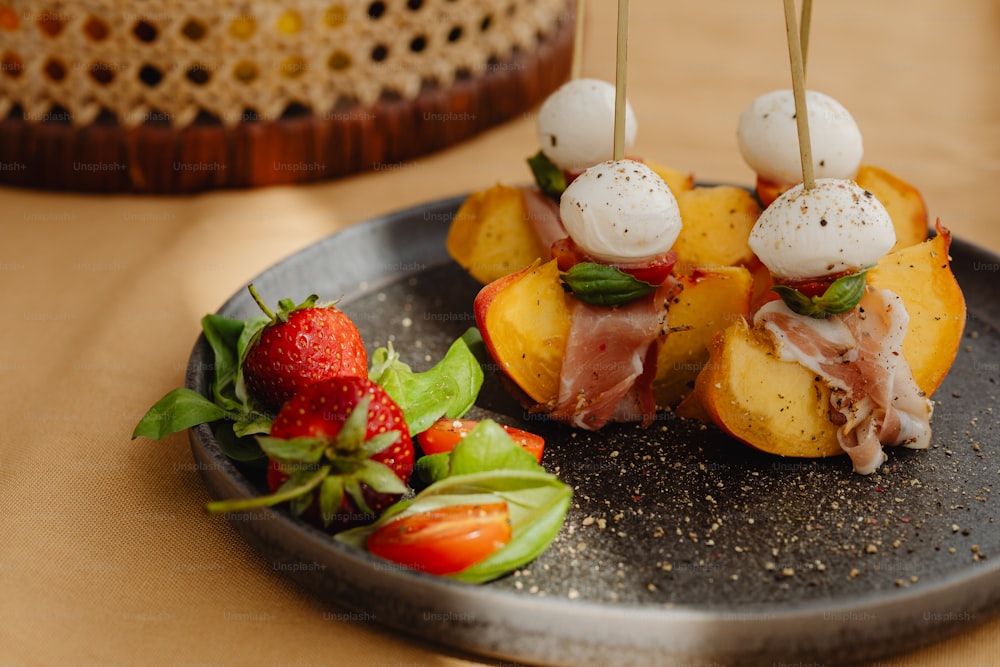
[212,421,265,462]
[232,413,272,438]
[413,452,451,486]
[560,262,657,306]
[526,150,567,199]
[131,387,229,440]
[772,270,869,319]
[200,314,245,411]
[367,343,399,382]
[135,311,273,444]
[233,314,269,406]
[769,285,821,317]
[370,329,484,435]
[412,420,541,486]
[447,420,543,476]
[819,271,870,314]
[459,327,489,367]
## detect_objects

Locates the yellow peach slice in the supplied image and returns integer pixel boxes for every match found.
[689,227,966,458]
[474,260,572,405]
[447,184,549,285]
[654,266,754,407]
[673,186,761,272]
[855,165,928,250]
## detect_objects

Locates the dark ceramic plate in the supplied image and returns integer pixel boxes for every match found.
[187,195,1000,667]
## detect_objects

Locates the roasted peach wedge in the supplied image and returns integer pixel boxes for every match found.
[474,259,572,405]
[653,266,755,407]
[447,184,550,286]
[854,165,928,250]
[685,225,966,459]
[643,159,695,199]
[672,185,762,272]
[474,259,754,411]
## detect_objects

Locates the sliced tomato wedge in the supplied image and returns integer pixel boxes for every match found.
[366,502,513,575]
[417,418,545,462]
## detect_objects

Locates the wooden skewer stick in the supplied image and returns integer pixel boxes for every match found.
[571,0,586,80]
[613,0,630,161]
[782,0,815,190]
[800,0,813,77]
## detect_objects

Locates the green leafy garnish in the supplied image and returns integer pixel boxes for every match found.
[337,420,572,584]
[134,308,483,452]
[771,270,870,319]
[526,150,567,199]
[131,388,229,440]
[368,328,484,434]
[560,261,658,306]
[136,297,572,582]
[132,312,270,444]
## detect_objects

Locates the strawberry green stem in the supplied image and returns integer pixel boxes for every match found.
[205,465,330,514]
[247,283,276,320]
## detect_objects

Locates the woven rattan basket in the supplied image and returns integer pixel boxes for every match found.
[0,0,574,192]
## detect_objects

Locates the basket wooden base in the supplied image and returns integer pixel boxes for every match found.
[0,11,573,194]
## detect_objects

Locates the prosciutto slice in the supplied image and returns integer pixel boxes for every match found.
[520,186,568,251]
[518,186,675,430]
[755,289,932,474]
[548,280,675,430]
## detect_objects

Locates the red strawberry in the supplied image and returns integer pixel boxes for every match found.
[259,375,415,532]
[242,284,368,413]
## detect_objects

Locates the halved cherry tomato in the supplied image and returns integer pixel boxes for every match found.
[774,270,851,299]
[551,237,677,287]
[366,502,512,575]
[418,418,545,462]
[551,236,587,272]
[564,169,584,187]
[615,250,678,287]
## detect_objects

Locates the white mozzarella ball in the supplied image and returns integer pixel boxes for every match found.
[537,78,637,172]
[559,159,681,264]
[748,178,895,280]
[737,89,863,186]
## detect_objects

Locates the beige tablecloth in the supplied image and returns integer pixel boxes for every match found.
[4,1,1000,665]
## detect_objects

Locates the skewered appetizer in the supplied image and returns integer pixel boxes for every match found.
[737,89,928,249]
[683,179,966,473]
[474,158,755,425]
[448,78,761,285]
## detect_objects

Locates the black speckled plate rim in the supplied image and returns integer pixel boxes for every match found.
[186,194,1000,667]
